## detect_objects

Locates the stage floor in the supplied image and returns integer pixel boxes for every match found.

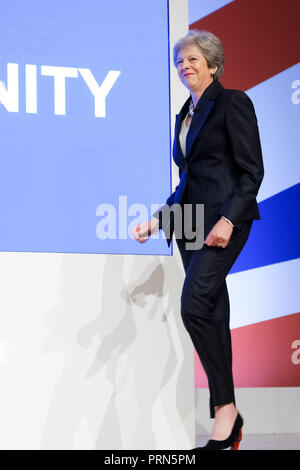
[196,433,300,450]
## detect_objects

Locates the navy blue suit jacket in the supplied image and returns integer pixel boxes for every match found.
[154,79,264,246]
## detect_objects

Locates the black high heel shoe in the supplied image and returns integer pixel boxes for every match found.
[197,412,243,450]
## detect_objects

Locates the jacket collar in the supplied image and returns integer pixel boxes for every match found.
[179,79,223,119]
[173,80,223,167]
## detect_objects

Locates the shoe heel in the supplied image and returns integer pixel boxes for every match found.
[231,429,242,450]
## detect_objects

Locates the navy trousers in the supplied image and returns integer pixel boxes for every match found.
[176,219,252,418]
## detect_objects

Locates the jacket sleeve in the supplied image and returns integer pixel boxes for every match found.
[152,168,182,229]
[218,91,264,227]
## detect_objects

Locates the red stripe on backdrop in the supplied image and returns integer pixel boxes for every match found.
[190,0,300,91]
[195,312,300,388]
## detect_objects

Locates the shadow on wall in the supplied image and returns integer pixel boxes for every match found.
[40,248,194,450]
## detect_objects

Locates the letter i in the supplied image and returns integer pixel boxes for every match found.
[25,64,37,113]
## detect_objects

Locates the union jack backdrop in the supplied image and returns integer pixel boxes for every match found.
[188,0,300,388]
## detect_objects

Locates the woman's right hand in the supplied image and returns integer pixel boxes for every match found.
[131,218,159,243]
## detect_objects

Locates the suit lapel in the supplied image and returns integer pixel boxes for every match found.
[185,98,215,157]
[173,80,223,168]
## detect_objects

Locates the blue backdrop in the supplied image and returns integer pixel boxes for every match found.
[0,0,171,255]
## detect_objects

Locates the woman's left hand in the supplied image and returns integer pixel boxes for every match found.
[204,218,233,248]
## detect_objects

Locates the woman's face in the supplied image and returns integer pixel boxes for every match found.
[176,45,215,92]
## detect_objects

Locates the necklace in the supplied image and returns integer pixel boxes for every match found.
[188,99,195,117]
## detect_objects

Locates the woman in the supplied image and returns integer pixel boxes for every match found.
[132,30,264,450]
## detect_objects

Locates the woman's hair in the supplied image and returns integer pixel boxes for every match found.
[173,29,224,80]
